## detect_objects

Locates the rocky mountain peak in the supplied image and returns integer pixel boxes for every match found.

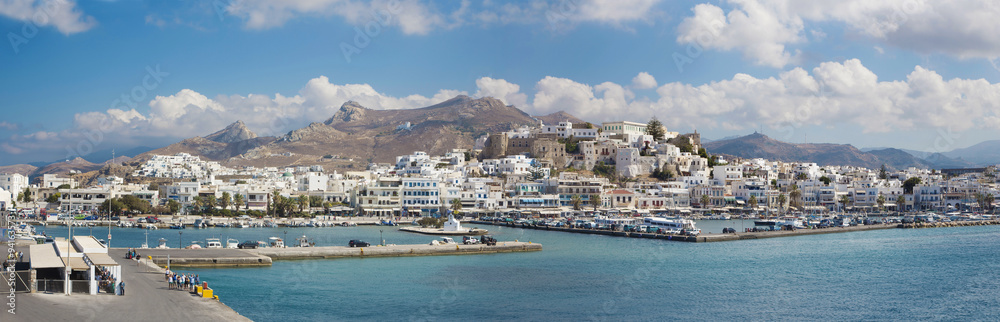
[205,120,258,143]
[327,101,368,124]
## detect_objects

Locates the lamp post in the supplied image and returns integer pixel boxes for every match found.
[283,231,287,248]
[178,231,183,249]
[379,229,384,246]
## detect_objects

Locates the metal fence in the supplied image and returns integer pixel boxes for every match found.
[11,271,31,292]
[36,279,64,293]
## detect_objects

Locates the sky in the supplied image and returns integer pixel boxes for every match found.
[2,0,1000,166]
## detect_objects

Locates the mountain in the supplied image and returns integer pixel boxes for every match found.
[130,96,538,168]
[944,140,1000,166]
[923,153,977,169]
[34,157,103,176]
[534,111,585,125]
[703,133,961,170]
[204,120,258,143]
[75,146,157,165]
[0,164,38,176]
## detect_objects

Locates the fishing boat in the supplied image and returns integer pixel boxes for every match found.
[206,238,223,248]
[156,238,169,249]
[294,235,314,247]
[169,223,185,229]
[268,237,285,248]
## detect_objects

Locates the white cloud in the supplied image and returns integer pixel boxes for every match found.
[631,72,657,89]
[225,0,446,35]
[0,121,19,131]
[473,77,528,108]
[679,0,1000,66]
[0,0,97,34]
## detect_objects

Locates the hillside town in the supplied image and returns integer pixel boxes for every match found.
[1,120,997,218]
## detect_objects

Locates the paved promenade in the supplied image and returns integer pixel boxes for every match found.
[5,248,250,322]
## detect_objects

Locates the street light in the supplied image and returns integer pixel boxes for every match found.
[379,229,384,246]
[179,231,183,249]
[283,230,287,248]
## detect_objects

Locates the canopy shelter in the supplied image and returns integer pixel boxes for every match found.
[29,244,64,269]
[85,253,119,267]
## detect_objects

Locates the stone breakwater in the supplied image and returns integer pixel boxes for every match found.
[898,220,1000,229]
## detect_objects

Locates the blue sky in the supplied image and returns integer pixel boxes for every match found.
[2,0,1000,166]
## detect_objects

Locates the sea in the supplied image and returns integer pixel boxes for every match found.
[35,220,1000,321]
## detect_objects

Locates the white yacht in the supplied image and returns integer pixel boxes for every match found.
[641,217,701,235]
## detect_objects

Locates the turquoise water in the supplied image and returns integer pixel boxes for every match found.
[37,222,1000,321]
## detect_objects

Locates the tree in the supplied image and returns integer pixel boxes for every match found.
[450,198,462,214]
[840,195,851,211]
[167,199,181,215]
[646,117,665,141]
[975,193,995,212]
[748,195,758,209]
[589,194,601,211]
[795,173,808,180]
[233,193,244,212]
[877,193,886,211]
[20,187,31,202]
[56,184,71,190]
[770,179,778,189]
[788,185,802,209]
[322,201,332,214]
[878,164,888,180]
[902,177,922,194]
[777,194,787,212]
[700,194,711,209]
[205,195,217,210]
[571,195,583,211]
[220,192,232,210]
[897,195,906,212]
[192,196,204,213]
[148,183,159,191]
[819,176,832,185]
[46,193,61,204]
[297,196,309,214]
[651,167,674,181]
[564,135,579,153]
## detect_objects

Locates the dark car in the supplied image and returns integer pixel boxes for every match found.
[480,235,497,246]
[238,240,259,249]
[349,240,370,247]
[145,216,161,223]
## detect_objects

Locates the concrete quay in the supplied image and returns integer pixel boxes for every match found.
[5,248,250,322]
[471,220,902,242]
[137,248,273,268]
[248,242,541,260]
[398,226,489,236]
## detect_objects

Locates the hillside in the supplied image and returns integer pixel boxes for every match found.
[945,140,1000,166]
[534,111,585,125]
[0,164,38,176]
[34,157,103,176]
[132,95,539,168]
[705,133,935,170]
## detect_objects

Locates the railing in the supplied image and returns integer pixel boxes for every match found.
[36,279,64,293]
[71,280,90,293]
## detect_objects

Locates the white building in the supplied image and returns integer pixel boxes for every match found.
[0,173,29,197]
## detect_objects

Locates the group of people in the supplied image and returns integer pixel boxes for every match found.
[96,265,123,295]
[164,269,201,291]
[2,251,24,270]
[124,248,141,260]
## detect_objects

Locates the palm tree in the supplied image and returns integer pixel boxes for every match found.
[233,193,245,212]
[192,196,204,213]
[777,194,787,213]
[450,198,462,214]
[220,192,232,210]
[840,195,851,211]
[205,195,217,210]
[788,185,802,210]
[897,195,906,212]
[571,195,583,211]
[877,193,886,211]
[589,194,601,211]
[748,195,758,210]
[297,196,309,214]
[700,194,711,209]
[322,201,332,214]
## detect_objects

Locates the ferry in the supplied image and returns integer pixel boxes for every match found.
[641,217,701,235]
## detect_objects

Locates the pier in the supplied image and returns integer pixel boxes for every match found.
[469,220,999,242]
[123,242,541,267]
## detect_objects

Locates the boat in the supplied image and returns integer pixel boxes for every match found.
[187,241,203,249]
[169,224,185,229]
[641,217,701,235]
[226,238,239,249]
[269,237,285,248]
[294,235,314,247]
[238,222,249,228]
[205,238,223,248]
[156,238,169,249]
[194,219,205,228]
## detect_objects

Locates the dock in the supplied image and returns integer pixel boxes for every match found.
[123,242,541,267]
[398,226,489,236]
[249,242,541,260]
[471,221,915,242]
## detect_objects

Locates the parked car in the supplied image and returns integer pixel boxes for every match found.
[237,240,259,249]
[83,215,99,220]
[348,240,370,247]
[480,235,497,246]
[462,236,479,244]
[144,216,161,223]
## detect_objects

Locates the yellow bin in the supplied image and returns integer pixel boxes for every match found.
[202,288,213,298]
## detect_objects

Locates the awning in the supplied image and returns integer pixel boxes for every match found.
[29,244,65,269]
[86,253,119,266]
[61,257,90,271]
